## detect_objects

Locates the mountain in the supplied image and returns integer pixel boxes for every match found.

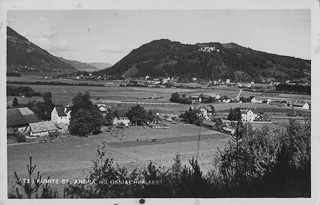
[96,39,311,82]
[88,62,112,70]
[7,26,77,73]
[58,58,101,72]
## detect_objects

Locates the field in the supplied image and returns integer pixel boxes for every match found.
[7,122,230,194]
[7,74,311,195]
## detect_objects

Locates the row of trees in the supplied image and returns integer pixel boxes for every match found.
[276,84,311,94]
[10,118,311,198]
[7,86,42,97]
[68,92,162,136]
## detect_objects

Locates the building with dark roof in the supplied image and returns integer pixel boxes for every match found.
[7,107,39,133]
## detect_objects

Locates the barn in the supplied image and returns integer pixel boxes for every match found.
[28,121,58,137]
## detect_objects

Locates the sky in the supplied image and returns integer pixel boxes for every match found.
[7,10,311,64]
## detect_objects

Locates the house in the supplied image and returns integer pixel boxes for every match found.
[212,93,221,100]
[51,107,71,125]
[28,121,58,137]
[7,107,39,134]
[189,106,210,120]
[241,108,258,122]
[292,100,311,110]
[198,94,212,103]
[251,97,263,104]
[113,109,130,127]
[303,102,311,110]
[56,122,69,134]
[97,104,107,112]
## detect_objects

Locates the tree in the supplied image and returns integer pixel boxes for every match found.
[170,92,181,102]
[105,112,115,126]
[179,109,202,125]
[147,109,161,123]
[210,105,216,117]
[126,105,147,126]
[227,107,242,121]
[12,97,19,107]
[31,92,55,120]
[213,118,223,131]
[69,92,104,136]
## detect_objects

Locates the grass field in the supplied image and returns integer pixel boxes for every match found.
[7,122,230,194]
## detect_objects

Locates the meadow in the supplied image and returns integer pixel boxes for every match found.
[7,122,230,194]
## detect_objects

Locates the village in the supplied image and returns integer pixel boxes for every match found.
[7,87,310,143]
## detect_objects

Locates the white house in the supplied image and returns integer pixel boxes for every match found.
[51,107,71,125]
[292,100,311,110]
[251,97,263,104]
[189,106,210,121]
[97,104,108,112]
[241,109,258,122]
[302,102,311,110]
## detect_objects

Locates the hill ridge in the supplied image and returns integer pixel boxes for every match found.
[96,39,310,82]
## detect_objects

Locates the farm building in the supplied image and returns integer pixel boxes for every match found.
[113,109,130,127]
[56,122,69,134]
[292,100,311,110]
[7,107,39,134]
[202,120,216,129]
[28,121,58,137]
[251,97,263,104]
[189,105,211,120]
[241,108,258,122]
[198,93,220,103]
[51,107,71,125]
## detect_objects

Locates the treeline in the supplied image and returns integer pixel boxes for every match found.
[7,86,42,97]
[9,119,310,198]
[7,81,104,87]
[275,84,311,94]
[7,72,21,77]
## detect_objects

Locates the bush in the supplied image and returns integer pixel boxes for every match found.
[170,92,192,104]
[92,129,102,135]
[16,134,26,143]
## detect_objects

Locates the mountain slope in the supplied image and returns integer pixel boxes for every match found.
[7,26,77,73]
[96,39,311,82]
[58,58,101,72]
[88,62,112,70]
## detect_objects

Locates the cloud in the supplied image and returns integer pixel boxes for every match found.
[43,30,57,38]
[33,38,77,52]
[100,44,131,54]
